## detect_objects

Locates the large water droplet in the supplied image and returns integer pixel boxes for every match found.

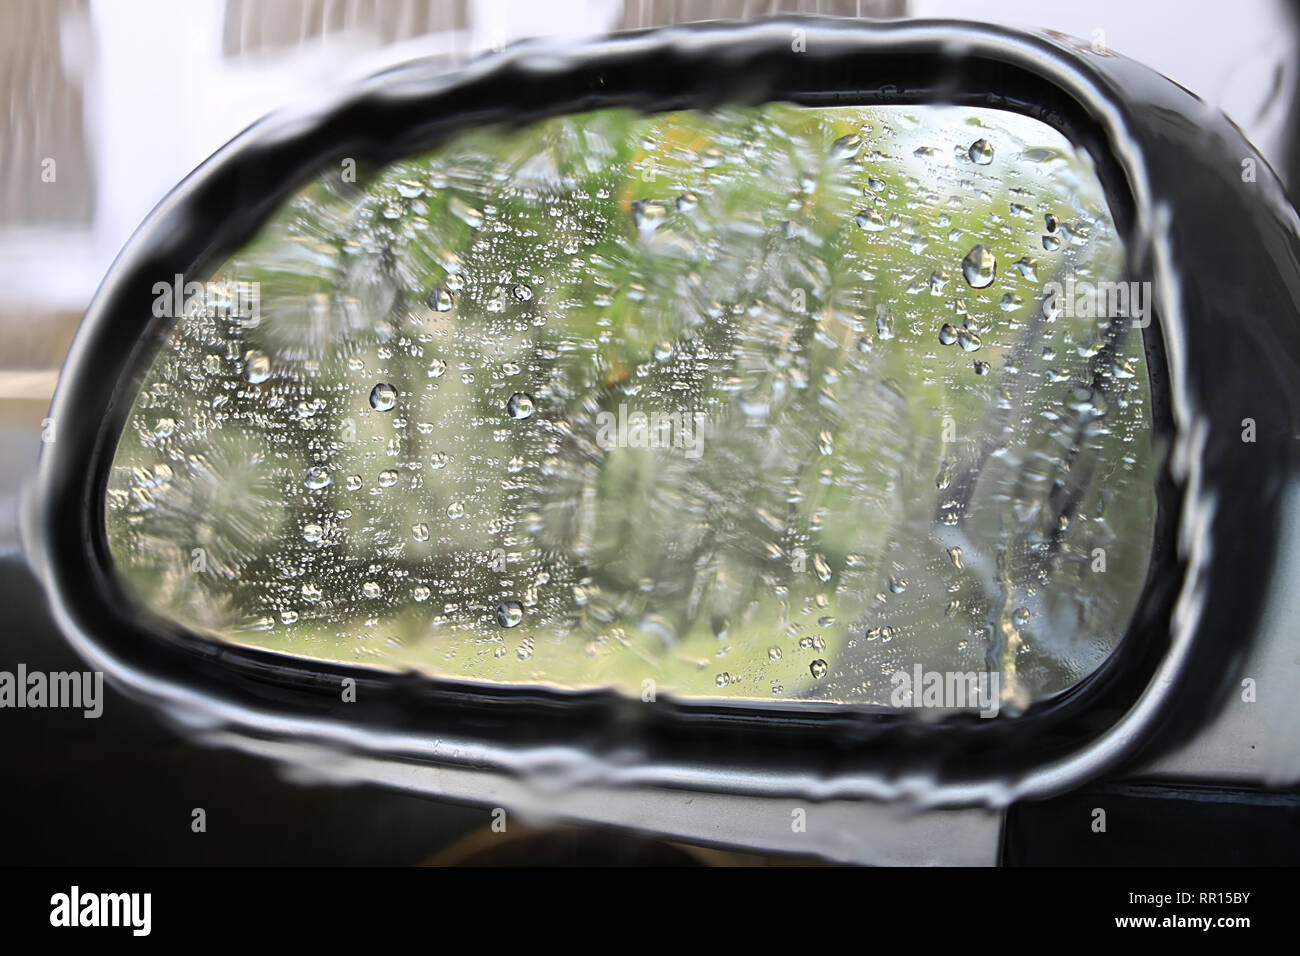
[957,328,983,352]
[855,209,886,232]
[369,383,397,411]
[507,392,535,420]
[631,200,668,233]
[304,466,331,490]
[968,138,994,165]
[428,288,454,312]
[831,132,863,160]
[244,351,271,384]
[496,600,523,628]
[961,244,997,288]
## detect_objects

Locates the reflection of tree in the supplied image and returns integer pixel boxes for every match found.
[106,104,1157,707]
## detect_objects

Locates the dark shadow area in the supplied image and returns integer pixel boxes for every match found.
[0,555,493,864]
[1003,782,1300,865]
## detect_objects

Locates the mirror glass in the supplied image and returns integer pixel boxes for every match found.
[105,102,1157,714]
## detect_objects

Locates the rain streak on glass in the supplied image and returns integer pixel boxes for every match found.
[105,104,1157,714]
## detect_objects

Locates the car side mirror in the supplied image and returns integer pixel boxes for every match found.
[26,17,1300,815]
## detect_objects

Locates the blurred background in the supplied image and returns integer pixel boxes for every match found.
[1,0,1296,864]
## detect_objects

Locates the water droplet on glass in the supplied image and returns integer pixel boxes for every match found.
[938,323,958,345]
[831,132,863,160]
[427,288,454,312]
[507,392,535,420]
[369,383,397,411]
[244,351,271,384]
[345,474,362,491]
[768,646,783,661]
[513,283,533,302]
[446,501,464,519]
[304,466,331,490]
[496,600,523,628]
[428,358,447,379]
[378,469,399,488]
[631,200,668,233]
[1012,257,1038,280]
[961,244,997,288]
[968,138,994,165]
[810,659,828,679]
[855,209,886,232]
[957,328,983,352]
[412,522,429,542]
[363,581,382,599]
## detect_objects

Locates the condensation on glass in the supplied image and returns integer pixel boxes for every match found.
[105,103,1158,715]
